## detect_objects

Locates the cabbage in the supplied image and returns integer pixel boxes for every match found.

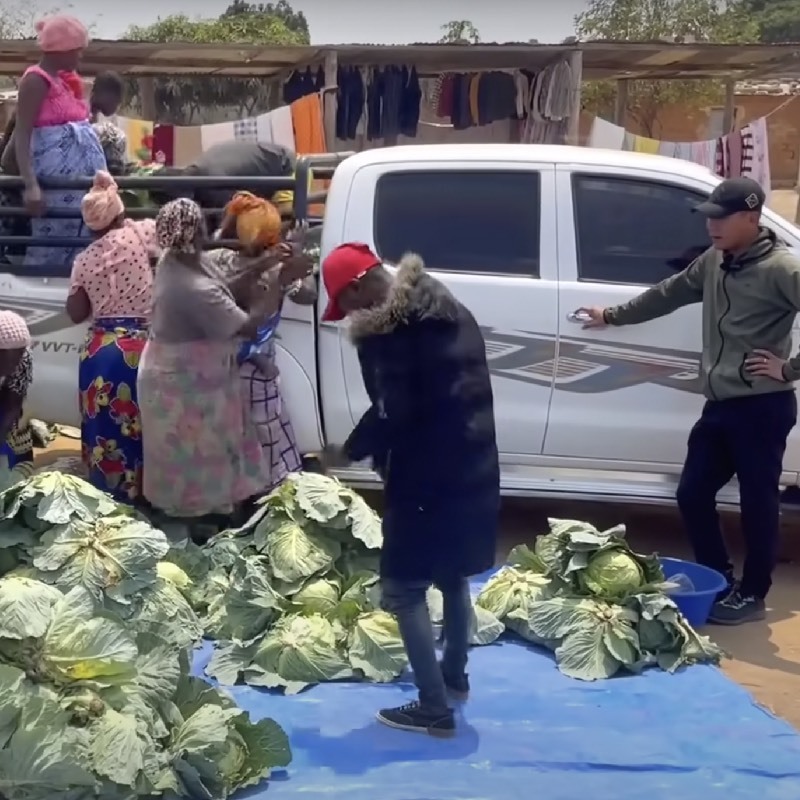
[581,549,646,598]
[291,577,341,614]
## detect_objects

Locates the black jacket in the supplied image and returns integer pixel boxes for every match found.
[344,254,500,583]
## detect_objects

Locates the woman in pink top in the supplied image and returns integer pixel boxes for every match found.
[15,15,106,270]
[67,170,158,503]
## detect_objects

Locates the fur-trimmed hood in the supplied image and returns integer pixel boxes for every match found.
[348,253,460,342]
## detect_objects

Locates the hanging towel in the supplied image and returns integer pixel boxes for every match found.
[657,140,680,157]
[116,116,154,163]
[632,135,660,154]
[255,112,273,144]
[267,106,295,151]
[173,126,203,168]
[743,117,771,200]
[689,140,717,171]
[233,118,258,143]
[588,117,625,149]
[151,124,175,166]
[622,132,636,151]
[200,121,235,151]
[291,94,325,154]
[672,142,694,162]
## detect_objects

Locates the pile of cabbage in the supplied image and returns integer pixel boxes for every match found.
[0,472,291,800]
[165,473,502,694]
[476,518,724,681]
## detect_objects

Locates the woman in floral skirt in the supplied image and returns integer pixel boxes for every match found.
[67,170,158,502]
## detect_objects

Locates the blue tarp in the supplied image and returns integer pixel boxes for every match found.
[192,636,800,800]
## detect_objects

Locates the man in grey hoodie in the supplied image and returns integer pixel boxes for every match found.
[580,177,800,625]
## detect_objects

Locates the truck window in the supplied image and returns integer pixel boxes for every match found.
[374,170,540,277]
[572,174,710,286]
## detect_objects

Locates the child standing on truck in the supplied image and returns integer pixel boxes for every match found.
[67,170,158,503]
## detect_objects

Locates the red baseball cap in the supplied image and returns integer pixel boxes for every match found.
[321,243,382,322]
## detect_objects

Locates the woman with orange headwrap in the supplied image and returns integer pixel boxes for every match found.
[213,191,316,492]
[66,170,159,502]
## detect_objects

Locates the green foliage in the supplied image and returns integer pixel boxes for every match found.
[124,4,309,125]
[735,0,800,43]
[575,0,759,136]
[438,19,482,44]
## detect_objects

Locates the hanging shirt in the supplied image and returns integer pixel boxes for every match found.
[589,117,625,149]
[632,135,660,154]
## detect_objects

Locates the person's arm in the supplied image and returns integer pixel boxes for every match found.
[604,253,708,327]
[66,252,92,324]
[0,350,32,442]
[773,261,800,382]
[285,275,317,306]
[14,73,48,190]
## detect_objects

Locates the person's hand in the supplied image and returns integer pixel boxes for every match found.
[576,306,608,329]
[279,248,313,286]
[23,182,44,216]
[745,349,788,382]
[319,443,350,472]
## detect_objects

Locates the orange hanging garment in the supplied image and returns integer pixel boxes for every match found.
[290,94,327,217]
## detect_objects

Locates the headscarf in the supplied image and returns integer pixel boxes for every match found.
[93,121,128,175]
[0,312,30,350]
[81,170,124,232]
[156,198,203,253]
[223,191,282,249]
[35,15,89,53]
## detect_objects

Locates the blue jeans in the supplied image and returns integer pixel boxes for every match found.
[381,576,471,712]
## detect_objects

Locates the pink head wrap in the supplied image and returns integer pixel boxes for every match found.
[81,171,125,232]
[0,312,30,350]
[35,15,89,53]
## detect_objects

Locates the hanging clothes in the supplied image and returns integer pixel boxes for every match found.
[291,94,325,154]
[727,130,743,179]
[436,73,456,119]
[632,135,660,154]
[469,74,481,125]
[200,121,235,151]
[589,117,625,149]
[173,126,203,168]
[233,118,258,143]
[741,118,771,198]
[335,66,366,140]
[366,69,383,141]
[283,67,324,104]
[151,124,175,166]
[715,137,727,178]
[690,140,717,171]
[115,116,154,163]
[477,72,517,125]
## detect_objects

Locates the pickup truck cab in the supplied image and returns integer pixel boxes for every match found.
[11,144,800,509]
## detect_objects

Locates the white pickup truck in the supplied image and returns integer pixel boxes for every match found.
[8,144,800,509]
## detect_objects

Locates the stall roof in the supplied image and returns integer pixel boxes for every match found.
[0,39,797,79]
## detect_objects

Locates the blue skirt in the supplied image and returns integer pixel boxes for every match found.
[26,121,107,269]
[79,317,147,503]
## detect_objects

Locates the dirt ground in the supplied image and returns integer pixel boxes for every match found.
[34,437,800,731]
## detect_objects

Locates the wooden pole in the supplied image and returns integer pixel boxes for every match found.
[567,48,583,145]
[322,49,338,152]
[722,79,736,133]
[614,80,629,126]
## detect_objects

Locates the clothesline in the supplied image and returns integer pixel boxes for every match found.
[588,112,772,197]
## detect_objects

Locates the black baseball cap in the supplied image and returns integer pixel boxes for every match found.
[693,177,765,219]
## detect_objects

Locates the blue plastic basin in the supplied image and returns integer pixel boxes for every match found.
[659,556,728,627]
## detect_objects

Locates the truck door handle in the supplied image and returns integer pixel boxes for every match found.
[566,310,592,324]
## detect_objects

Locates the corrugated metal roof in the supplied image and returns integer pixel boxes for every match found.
[0,39,795,79]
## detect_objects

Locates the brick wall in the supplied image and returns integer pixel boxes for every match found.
[579,94,800,188]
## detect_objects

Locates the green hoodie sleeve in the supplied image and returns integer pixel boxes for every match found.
[773,259,800,382]
[604,255,708,327]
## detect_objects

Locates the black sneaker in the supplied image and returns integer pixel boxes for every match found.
[441,665,470,701]
[376,701,455,737]
[716,576,739,603]
[708,592,766,625]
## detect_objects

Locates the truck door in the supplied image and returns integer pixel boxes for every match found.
[545,167,711,469]
[322,160,559,459]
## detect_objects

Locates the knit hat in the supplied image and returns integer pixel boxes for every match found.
[0,311,30,350]
[35,15,89,53]
[81,171,125,232]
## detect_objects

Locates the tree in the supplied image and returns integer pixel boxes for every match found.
[124,5,309,124]
[221,0,309,41]
[575,0,759,136]
[438,20,481,44]
[734,0,800,43]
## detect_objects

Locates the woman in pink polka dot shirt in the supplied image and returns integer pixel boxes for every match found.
[66,170,158,503]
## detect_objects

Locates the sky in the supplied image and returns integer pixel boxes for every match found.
[41,0,587,43]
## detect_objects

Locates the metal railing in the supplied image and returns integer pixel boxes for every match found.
[0,151,355,278]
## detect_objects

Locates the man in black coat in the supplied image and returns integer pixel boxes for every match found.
[321,243,500,736]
